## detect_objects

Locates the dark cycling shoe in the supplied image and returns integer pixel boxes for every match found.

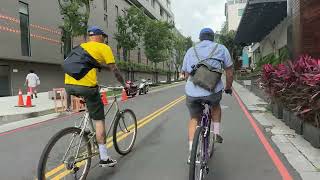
[99,158,117,167]
[214,134,223,143]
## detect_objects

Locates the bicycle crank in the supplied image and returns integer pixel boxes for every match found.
[65,156,79,173]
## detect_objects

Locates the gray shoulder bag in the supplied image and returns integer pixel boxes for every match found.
[190,44,224,92]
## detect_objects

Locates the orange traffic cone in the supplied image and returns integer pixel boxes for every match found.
[16,89,24,107]
[121,89,128,102]
[25,91,33,107]
[101,90,108,105]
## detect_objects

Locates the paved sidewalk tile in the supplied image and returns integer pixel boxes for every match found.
[233,80,320,179]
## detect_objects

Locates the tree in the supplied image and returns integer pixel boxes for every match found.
[218,30,242,60]
[144,20,174,82]
[114,7,147,61]
[58,0,92,56]
[144,20,174,67]
[185,37,194,51]
[172,33,192,80]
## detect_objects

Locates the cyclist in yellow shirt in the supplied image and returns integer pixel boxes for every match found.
[64,26,127,167]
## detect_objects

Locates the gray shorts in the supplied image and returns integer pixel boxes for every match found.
[65,85,104,120]
[186,91,222,118]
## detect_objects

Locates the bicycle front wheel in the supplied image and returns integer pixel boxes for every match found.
[189,126,205,180]
[113,109,137,155]
[37,127,92,180]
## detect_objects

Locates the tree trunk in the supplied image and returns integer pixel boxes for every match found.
[175,67,179,80]
[123,48,128,61]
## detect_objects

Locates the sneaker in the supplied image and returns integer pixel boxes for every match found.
[214,134,223,143]
[99,158,117,167]
[187,155,191,164]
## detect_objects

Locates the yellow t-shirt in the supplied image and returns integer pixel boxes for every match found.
[64,41,115,87]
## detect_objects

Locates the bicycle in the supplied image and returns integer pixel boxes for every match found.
[189,102,215,180]
[37,86,137,180]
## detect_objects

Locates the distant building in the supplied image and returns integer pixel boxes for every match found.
[235,0,320,69]
[0,0,176,96]
[225,0,247,31]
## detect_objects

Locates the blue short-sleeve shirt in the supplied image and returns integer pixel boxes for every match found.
[181,40,233,97]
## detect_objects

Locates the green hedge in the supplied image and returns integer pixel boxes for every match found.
[116,60,172,74]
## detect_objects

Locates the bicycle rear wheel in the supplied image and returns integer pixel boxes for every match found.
[113,109,137,155]
[189,126,205,180]
[37,127,92,180]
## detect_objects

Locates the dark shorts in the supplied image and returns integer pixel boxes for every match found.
[65,85,104,120]
[186,91,223,118]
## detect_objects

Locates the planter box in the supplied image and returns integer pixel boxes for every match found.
[289,114,303,135]
[303,123,320,148]
[272,102,283,119]
[283,109,291,124]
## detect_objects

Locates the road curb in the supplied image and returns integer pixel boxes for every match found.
[0,108,56,125]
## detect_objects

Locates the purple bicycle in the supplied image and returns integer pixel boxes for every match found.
[189,102,215,180]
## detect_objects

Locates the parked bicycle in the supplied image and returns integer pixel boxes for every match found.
[189,102,215,180]
[37,86,137,180]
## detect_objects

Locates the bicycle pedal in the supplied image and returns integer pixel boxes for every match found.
[205,167,209,174]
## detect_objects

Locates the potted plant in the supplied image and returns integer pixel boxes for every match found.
[288,56,320,147]
[262,56,320,147]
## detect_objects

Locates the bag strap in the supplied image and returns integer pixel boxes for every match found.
[66,46,102,71]
[193,43,223,69]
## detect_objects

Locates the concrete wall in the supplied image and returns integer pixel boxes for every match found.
[226,2,246,31]
[0,0,63,64]
[259,18,289,57]
[0,0,176,96]
[136,0,174,22]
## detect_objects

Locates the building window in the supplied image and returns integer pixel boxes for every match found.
[151,0,155,8]
[104,14,108,28]
[238,8,244,16]
[115,5,119,17]
[104,0,107,12]
[138,48,141,63]
[19,1,31,56]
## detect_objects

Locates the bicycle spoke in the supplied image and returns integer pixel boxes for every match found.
[39,128,91,180]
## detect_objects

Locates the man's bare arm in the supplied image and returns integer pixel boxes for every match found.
[182,72,189,81]
[225,66,234,90]
[108,63,126,87]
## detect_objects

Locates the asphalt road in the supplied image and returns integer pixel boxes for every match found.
[0,84,301,180]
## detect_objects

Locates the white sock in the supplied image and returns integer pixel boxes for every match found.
[189,141,193,152]
[210,123,214,132]
[98,144,109,161]
[213,122,220,135]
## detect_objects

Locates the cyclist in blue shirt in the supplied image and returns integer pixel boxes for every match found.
[182,28,234,161]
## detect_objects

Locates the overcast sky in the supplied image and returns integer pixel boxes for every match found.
[171,0,226,41]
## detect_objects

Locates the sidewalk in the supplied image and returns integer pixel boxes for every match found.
[0,92,57,124]
[234,81,320,180]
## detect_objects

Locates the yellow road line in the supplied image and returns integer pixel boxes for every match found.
[43,96,185,179]
[105,96,185,143]
[51,96,185,179]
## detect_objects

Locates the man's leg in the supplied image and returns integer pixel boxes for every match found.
[188,116,199,152]
[85,87,117,167]
[29,87,34,99]
[34,88,38,98]
[211,104,223,143]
